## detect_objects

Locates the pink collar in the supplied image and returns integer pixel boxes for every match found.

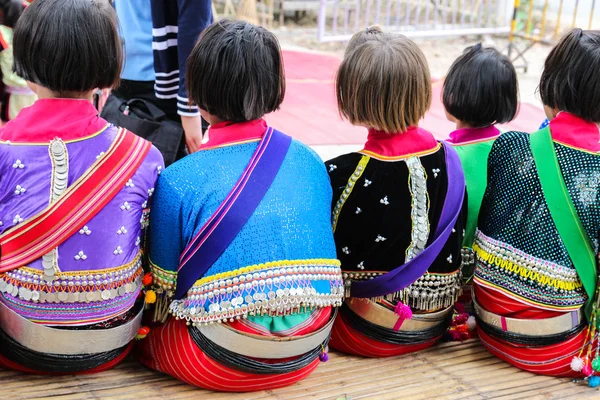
[447,125,500,145]
[0,98,108,143]
[202,119,268,150]
[361,126,439,159]
[550,112,600,153]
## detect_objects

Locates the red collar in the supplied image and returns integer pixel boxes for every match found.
[0,98,108,143]
[202,119,267,150]
[550,112,600,153]
[360,127,439,160]
[447,125,500,145]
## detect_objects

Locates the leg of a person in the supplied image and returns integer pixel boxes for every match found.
[477,327,586,377]
[136,318,320,392]
[329,312,440,358]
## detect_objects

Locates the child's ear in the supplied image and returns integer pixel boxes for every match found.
[444,108,456,123]
[543,105,559,121]
[26,81,39,95]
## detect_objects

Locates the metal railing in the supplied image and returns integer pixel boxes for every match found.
[317,0,514,42]
[508,0,599,71]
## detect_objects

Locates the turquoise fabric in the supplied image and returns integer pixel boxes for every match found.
[149,139,337,329]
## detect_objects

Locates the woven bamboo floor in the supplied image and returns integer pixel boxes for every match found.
[2,339,597,400]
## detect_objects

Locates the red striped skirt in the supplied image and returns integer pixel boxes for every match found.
[475,284,586,377]
[329,309,442,358]
[135,318,324,392]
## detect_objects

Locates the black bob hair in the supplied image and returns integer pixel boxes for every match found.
[186,19,285,122]
[13,0,122,95]
[0,0,24,28]
[540,29,600,123]
[443,43,518,128]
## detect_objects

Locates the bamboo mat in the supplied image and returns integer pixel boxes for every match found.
[2,339,596,400]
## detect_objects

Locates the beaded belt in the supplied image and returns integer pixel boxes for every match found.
[346,297,453,331]
[163,259,344,324]
[196,309,336,359]
[0,254,143,324]
[343,270,461,312]
[0,299,142,355]
[473,297,582,336]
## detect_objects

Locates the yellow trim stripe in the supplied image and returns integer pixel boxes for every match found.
[450,136,499,147]
[200,138,261,151]
[149,258,341,289]
[554,139,600,156]
[332,155,369,232]
[359,143,441,161]
[474,243,583,291]
[0,124,110,146]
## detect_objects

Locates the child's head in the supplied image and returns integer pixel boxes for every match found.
[443,44,518,128]
[539,29,600,123]
[0,0,25,28]
[13,0,122,98]
[186,19,285,125]
[336,35,431,133]
[344,25,385,58]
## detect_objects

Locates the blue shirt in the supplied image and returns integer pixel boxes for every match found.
[114,0,155,81]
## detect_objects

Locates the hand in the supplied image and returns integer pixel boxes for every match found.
[181,115,204,153]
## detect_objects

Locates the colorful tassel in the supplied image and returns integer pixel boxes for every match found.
[319,345,329,362]
[583,363,593,377]
[145,290,157,304]
[136,326,150,340]
[393,302,412,331]
[572,356,585,372]
[466,315,477,331]
[589,376,600,388]
[142,272,153,286]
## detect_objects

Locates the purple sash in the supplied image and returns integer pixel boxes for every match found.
[175,128,292,299]
[350,141,465,298]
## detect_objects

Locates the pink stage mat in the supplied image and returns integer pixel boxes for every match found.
[266,50,545,145]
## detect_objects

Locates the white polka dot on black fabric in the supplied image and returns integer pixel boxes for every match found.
[480,132,600,266]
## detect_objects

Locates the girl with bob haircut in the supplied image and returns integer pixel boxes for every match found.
[0,0,163,374]
[472,29,600,378]
[443,44,518,308]
[137,19,342,392]
[326,33,466,357]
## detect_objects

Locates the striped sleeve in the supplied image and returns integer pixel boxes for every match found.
[151,0,213,117]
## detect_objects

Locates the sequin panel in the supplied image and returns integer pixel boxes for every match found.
[0,254,143,324]
[169,259,343,324]
[474,231,585,310]
[405,157,430,262]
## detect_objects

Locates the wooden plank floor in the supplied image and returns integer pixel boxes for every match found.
[2,339,597,399]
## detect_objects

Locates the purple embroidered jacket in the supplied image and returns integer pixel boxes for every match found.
[0,99,164,325]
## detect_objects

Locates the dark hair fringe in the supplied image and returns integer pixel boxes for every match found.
[443,43,519,128]
[539,28,600,123]
[186,19,285,122]
[13,0,122,95]
[0,0,24,28]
